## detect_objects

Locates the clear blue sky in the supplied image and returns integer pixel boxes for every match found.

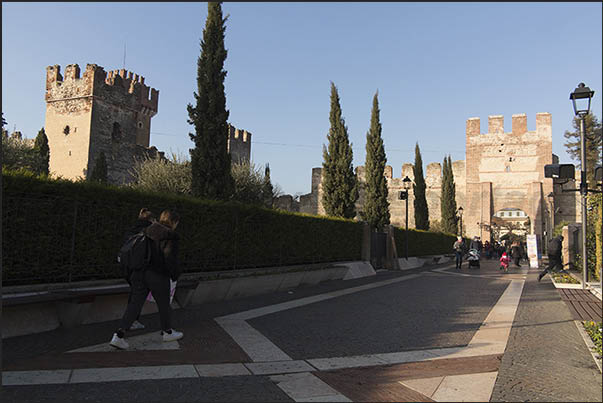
[2,2,602,196]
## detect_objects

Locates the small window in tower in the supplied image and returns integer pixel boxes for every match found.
[137,122,143,129]
[74,127,77,133]
[63,125,70,135]
[505,166,511,172]
[69,150,71,156]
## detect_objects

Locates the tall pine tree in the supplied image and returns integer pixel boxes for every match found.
[262,163,274,208]
[89,151,108,184]
[33,127,50,175]
[322,82,358,219]
[440,155,458,234]
[413,142,429,230]
[187,2,234,200]
[563,112,602,186]
[362,91,390,230]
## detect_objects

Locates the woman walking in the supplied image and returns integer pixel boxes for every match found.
[110,210,183,349]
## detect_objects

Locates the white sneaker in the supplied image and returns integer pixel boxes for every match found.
[109,333,129,350]
[129,320,145,330]
[162,329,183,342]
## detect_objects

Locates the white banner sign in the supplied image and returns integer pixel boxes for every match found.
[526,234,540,268]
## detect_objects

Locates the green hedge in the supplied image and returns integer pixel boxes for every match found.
[3,170,464,286]
[392,226,459,257]
[2,170,362,285]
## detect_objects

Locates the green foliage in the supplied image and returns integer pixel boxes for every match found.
[232,160,274,206]
[393,226,457,257]
[361,92,390,230]
[262,164,275,208]
[130,152,192,196]
[563,112,602,186]
[440,155,458,235]
[413,143,429,230]
[187,2,234,200]
[2,170,363,286]
[576,194,602,280]
[553,221,570,237]
[551,273,580,284]
[32,128,50,176]
[583,321,602,358]
[89,151,108,184]
[2,133,36,172]
[322,82,358,219]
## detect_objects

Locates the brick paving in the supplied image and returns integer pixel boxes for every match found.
[557,288,602,322]
[490,267,603,402]
[3,259,602,402]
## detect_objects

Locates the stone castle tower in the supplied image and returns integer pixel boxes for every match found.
[227,123,251,164]
[44,63,161,184]
[298,113,581,241]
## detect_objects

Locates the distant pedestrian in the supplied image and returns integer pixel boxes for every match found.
[120,208,156,331]
[453,236,464,270]
[538,235,564,282]
[111,210,184,350]
[511,242,521,267]
[500,252,510,272]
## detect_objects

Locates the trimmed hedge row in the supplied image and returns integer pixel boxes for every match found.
[3,170,362,285]
[392,226,460,257]
[3,170,463,286]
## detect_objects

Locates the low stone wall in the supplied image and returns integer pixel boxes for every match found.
[2,261,375,339]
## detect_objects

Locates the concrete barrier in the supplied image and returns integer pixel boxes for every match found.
[341,262,377,280]
[397,257,425,270]
[3,262,371,338]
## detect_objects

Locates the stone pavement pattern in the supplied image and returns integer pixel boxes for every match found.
[3,259,602,402]
[490,267,602,402]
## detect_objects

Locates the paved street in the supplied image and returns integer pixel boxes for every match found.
[3,259,602,402]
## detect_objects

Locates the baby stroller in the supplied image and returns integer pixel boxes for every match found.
[467,249,480,269]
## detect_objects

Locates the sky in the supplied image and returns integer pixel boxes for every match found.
[2,2,602,196]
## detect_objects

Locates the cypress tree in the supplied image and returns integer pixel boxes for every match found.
[322,82,358,219]
[362,91,390,230]
[262,163,274,208]
[187,2,234,200]
[413,142,429,230]
[33,127,50,175]
[440,155,458,234]
[89,151,108,184]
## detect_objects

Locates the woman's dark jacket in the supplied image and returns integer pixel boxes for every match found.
[123,219,153,243]
[144,222,181,281]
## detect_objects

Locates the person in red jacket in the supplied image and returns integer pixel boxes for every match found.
[500,252,510,273]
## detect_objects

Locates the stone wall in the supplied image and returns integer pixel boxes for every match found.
[45,63,159,184]
[227,124,251,164]
[295,113,581,242]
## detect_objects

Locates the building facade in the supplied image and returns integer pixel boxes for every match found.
[297,113,582,241]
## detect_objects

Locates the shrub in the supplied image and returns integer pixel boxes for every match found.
[2,170,362,285]
[1,135,36,171]
[583,321,602,358]
[129,152,192,196]
[393,227,458,257]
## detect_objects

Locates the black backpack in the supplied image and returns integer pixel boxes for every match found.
[118,232,152,277]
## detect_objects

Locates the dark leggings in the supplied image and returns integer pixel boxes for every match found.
[539,256,563,277]
[118,269,172,334]
[455,251,463,268]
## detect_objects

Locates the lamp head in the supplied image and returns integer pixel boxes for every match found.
[570,82,594,117]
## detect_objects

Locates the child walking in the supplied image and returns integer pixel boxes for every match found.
[499,252,510,273]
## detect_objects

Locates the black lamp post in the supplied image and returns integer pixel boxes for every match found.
[570,83,595,289]
[399,176,412,260]
[457,206,464,236]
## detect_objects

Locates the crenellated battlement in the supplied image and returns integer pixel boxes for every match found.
[465,113,552,137]
[227,124,252,164]
[45,63,159,114]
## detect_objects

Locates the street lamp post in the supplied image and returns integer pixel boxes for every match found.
[546,192,554,254]
[570,82,595,290]
[399,176,412,260]
[457,207,464,236]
